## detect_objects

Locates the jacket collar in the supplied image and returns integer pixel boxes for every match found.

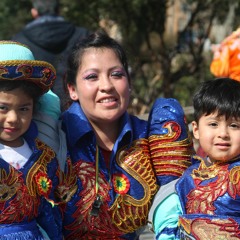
[62,102,133,147]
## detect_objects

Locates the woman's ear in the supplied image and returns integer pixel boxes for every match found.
[67,84,79,101]
[192,121,199,140]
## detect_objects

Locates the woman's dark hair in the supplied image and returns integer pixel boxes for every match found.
[0,80,42,109]
[66,31,131,86]
[193,78,240,122]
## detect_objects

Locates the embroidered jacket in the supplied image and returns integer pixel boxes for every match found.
[0,121,62,240]
[176,155,240,239]
[61,98,192,240]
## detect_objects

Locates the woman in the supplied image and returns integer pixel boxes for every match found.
[60,31,192,239]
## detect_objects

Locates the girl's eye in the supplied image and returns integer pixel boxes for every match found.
[230,123,240,129]
[20,107,29,112]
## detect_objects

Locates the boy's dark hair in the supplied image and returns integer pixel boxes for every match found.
[32,0,59,16]
[0,80,42,108]
[193,78,240,122]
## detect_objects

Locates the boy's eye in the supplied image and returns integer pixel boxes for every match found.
[209,122,218,127]
[0,105,7,111]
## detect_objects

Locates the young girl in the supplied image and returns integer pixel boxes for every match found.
[0,41,62,239]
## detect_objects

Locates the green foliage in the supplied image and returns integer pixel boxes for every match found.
[0,0,31,39]
[1,0,240,114]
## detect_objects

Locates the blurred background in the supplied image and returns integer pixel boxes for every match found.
[2,0,240,121]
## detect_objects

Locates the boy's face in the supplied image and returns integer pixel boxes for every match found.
[192,111,240,164]
[0,88,33,147]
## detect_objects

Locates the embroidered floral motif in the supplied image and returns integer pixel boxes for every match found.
[35,172,52,197]
[112,173,130,194]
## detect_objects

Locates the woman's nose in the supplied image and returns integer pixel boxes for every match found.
[99,76,113,92]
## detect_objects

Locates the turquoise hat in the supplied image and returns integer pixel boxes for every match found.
[0,41,56,94]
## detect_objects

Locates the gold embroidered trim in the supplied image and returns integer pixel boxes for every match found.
[26,139,55,196]
[109,138,158,233]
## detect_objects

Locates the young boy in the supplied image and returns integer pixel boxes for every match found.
[150,77,240,239]
[0,41,62,239]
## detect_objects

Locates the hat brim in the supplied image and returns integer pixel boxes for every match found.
[0,60,56,94]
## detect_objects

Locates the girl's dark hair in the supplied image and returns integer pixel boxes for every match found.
[66,31,130,86]
[193,78,240,122]
[0,80,42,107]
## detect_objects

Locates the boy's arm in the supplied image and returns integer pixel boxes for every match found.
[148,179,182,240]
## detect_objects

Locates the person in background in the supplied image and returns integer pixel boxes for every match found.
[12,0,91,109]
[59,31,192,239]
[0,41,62,239]
[151,77,240,239]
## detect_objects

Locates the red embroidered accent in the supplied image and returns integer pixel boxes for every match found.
[55,158,77,207]
[149,121,193,177]
[179,216,240,239]
[228,166,240,198]
[0,167,40,223]
[187,164,229,214]
[64,138,159,238]
[65,160,123,239]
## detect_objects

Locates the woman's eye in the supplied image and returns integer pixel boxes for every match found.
[112,71,125,78]
[84,74,97,80]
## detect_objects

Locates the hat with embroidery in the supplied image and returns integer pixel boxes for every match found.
[0,40,56,94]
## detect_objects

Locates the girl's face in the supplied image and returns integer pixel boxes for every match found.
[0,88,33,147]
[192,112,240,164]
[68,48,130,126]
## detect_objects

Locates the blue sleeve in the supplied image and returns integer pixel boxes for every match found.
[148,98,193,186]
[154,193,182,240]
[37,90,61,121]
[37,199,63,240]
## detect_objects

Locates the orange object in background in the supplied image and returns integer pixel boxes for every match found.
[210,28,240,82]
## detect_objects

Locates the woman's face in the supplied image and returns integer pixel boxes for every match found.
[68,48,130,125]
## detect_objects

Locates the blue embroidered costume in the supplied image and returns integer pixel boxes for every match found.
[0,121,62,239]
[176,155,240,239]
[61,98,192,240]
[151,155,240,240]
